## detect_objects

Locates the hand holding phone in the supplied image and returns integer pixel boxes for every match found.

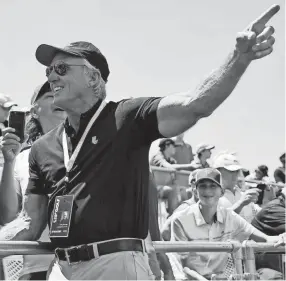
[0,127,22,162]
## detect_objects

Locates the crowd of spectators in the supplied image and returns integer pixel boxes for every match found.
[0,92,284,281]
[150,136,285,280]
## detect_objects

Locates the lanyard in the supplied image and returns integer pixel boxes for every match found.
[62,100,107,180]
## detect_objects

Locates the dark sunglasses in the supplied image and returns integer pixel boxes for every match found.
[46,61,85,77]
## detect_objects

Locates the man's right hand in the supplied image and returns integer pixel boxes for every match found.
[0,127,22,163]
[235,4,280,61]
[240,188,260,206]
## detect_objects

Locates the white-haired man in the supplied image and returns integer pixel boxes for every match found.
[0,5,281,280]
[213,153,262,222]
[0,93,17,174]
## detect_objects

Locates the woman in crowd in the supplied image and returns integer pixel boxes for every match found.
[0,82,66,280]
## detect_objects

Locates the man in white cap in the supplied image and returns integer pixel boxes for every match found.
[189,143,215,171]
[0,93,17,174]
[213,153,261,222]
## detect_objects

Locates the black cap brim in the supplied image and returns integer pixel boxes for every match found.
[31,81,51,105]
[196,178,221,188]
[36,44,82,66]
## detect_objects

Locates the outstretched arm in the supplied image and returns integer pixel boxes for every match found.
[156,5,279,137]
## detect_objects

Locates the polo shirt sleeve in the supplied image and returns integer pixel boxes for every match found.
[26,142,46,195]
[14,164,23,197]
[229,210,256,241]
[172,217,190,261]
[120,97,163,145]
[172,217,188,242]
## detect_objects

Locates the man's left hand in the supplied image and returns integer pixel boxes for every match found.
[236,4,280,60]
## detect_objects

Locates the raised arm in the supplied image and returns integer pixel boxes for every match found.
[157,5,279,137]
[0,128,24,224]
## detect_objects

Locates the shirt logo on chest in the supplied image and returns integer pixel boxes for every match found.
[91,136,98,145]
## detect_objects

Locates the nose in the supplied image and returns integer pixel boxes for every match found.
[47,67,59,83]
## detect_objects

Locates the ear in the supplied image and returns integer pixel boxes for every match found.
[89,71,101,87]
[30,105,39,119]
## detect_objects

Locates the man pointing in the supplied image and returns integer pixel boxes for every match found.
[0,5,282,280]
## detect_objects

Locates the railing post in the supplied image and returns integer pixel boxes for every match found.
[242,241,258,280]
[0,256,5,280]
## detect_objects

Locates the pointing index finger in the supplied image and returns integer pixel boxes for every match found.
[254,4,280,26]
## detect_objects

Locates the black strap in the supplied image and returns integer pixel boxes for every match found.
[55,239,144,263]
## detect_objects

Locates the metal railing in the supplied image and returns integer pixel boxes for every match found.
[242,241,285,280]
[0,241,284,280]
[151,165,190,187]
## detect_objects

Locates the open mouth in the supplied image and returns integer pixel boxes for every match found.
[53,86,64,94]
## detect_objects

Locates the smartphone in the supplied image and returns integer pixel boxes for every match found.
[8,111,26,143]
[254,183,267,206]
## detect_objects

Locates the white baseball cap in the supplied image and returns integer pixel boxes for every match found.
[213,153,242,171]
[195,143,215,154]
[0,93,17,108]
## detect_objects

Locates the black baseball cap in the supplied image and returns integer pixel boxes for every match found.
[30,81,50,105]
[256,165,269,177]
[195,168,222,188]
[36,41,110,83]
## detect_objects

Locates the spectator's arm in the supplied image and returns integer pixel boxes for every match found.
[151,152,195,171]
[0,193,48,241]
[183,267,209,281]
[0,161,21,224]
[161,217,173,241]
[231,200,246,214]
[230,209,280,243]
[156,252,175,280]
[231,188,260,214]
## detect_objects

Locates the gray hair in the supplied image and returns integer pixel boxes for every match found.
[83,60,106,100]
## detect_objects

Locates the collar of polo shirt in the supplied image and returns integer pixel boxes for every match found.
[193,202,223,226]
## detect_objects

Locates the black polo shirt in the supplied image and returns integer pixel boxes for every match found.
[27,97,163,248]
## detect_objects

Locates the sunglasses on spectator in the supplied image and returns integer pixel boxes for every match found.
[46,61,86,77]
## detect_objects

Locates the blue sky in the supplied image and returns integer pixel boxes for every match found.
[0,0,284,175]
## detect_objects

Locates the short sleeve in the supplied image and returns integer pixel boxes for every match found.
[118,97,163,145]
[172,217,190,260]
[229,210,256,241]
[172,218,188,242]
[26,142,46,195]
[13,165,23,197]
[14,149,31,197]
